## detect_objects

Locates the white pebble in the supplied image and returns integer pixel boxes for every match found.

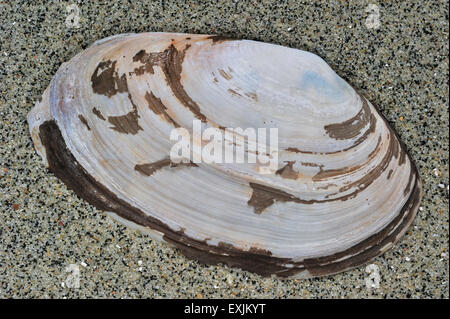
[227,274,234,285]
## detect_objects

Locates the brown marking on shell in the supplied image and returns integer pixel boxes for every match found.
[91,60,128,97]
[208,35,236,44]
[37,119,421,278]
[135,158,198,177]
[313,167,350,181]
[403,169,415,196]
[391,131,400,159]
[107,94,142,135]
[92,107,106,121]
[135,158,171,176]
[301,162,321,167]
[247,182,345,214]
[227,88,242,97]
[78,114,90,130]
[108,110,142,134]
[218,68,232,80]
[345,108,377,151]
[245,92,258,101]
[285,95,377,156]
[312,135,382,181]
[296,109,376,155]
[387,169,393,179]
[275,161,298,180]
[399,147,406,165]
[390,129,408,168]
[336,132,399,198]
[132,44,207,122]
[285,147,315,155]
[368,136,383,158]
[161,44,208,122]
[144,91,179,127]
[318,131,400,202]
[247,182,301,214]
[324,95,371,140]
[131,50,167,75]
[218,241,234,250]
[248,247,273,256]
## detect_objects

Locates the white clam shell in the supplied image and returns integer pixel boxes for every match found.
[28,33,421,278]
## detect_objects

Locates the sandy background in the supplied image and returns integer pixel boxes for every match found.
[0,0,448,298]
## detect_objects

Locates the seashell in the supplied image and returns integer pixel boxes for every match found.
[28,33,422,278]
